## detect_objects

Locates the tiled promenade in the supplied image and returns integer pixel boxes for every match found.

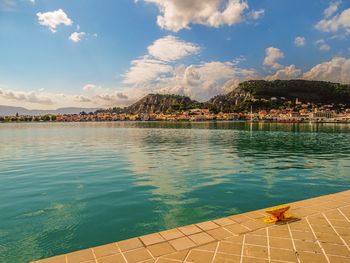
[33,190,350,263]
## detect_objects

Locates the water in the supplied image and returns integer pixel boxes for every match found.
[1,122,350,263]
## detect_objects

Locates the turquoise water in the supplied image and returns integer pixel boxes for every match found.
[1,122,350,263]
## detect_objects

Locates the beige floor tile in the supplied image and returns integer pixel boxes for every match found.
[245,234,267,246]
[196,221,220,231]
[329,219,350,228]
[321,243,350,257]
[140,233,165,246]
[312,225,335,234]
[315,232,343,244]
[250,228,267,236]
[196,242,218,251]
[34,255,66,263]
[93,243,120,258]
[268,228,291,238]
[97,254,126,263]
[207,227,233,240]
[269,237,294,249]
[185,250,214,263]
[217,241,242,255]
[213,253,241,263]
[328,255,350,263]
[118,238,144,252]
[213,218,235,227]
[123,248,153,263]
[225,235,244,244]
[178,224,202,235]
[242,256,268,263]
[147,242,175,257]
[270,248,297,262]
[228,215,251,224]
[291,230,316,241]
[298,251,328,263]
[335,226,350,236]
[224,224,250,235]
[188,232,215,245]
[156,258,179,263]
[243,245,268,259]
[169,237,196,251]
[241,220,266,231]
[67,249,95,263]
[288,220,312,231]
[162,250,189,261]
[293,240,322,253]
[160,228,185,241]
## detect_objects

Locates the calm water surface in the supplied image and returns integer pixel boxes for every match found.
[1,122,350,262]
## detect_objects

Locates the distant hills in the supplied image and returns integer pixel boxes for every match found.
[121,80,350,114]
[0,106,99,116]
[123,94,202,114]
[2,80,350,116]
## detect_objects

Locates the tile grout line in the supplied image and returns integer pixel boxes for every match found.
[322,213,350,252]
[209,241,220,263]
[337,208,350,223]
[266,227,271,263]
[305,217,330,263]
[287,223,301,263]
[91,248,97,262]
[239,235,246,263]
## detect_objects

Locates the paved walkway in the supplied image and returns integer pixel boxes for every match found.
[33,190,350,263]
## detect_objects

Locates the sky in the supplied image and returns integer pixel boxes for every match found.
[0,0,349,109]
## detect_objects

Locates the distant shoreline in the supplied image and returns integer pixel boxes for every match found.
[1,120,350,124]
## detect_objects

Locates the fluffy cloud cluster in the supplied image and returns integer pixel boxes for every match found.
[122,35,256,101]
[294,36,306,47]
[37,9,73,32]
[266,65,302,80]
[324,0,342,18]
[69,32,86,43]
[263,47,284,69]
[147,36,200,62]
[316,6,350,33]
[303,57,350,83]
[123,36,200,85]
[0,88,53,105]
[315,39,331,51]
[138,0,250,32]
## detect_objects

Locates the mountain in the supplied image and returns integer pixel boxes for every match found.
[123,94,202,114]
[207,80,350,113]
[0,106,100,116]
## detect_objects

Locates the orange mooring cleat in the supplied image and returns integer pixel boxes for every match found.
[263,205,293,223]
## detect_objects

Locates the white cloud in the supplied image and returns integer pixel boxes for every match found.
[123,36,202,85]
[74,95,91,103]
[0,88,54,105]
[139,0,249,32]
[248,9,265,20]
[316,7,350,33]
[83,84,99,91]
[324,0,342,18]
[294,36,306,47]
[315,39,331,51]
[37,9,73,33]
[147,35,200,62]
[303,56,350,83]
[123,56,173,85]
[265,65,302,80]
[263,47,284,69]
[69,32,86,43]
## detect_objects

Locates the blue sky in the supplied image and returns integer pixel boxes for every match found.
[0,0,349,109]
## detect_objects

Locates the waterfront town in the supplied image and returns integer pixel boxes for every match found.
[1,99,350,123]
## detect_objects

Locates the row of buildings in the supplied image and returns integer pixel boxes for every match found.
[2,107,350,123]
